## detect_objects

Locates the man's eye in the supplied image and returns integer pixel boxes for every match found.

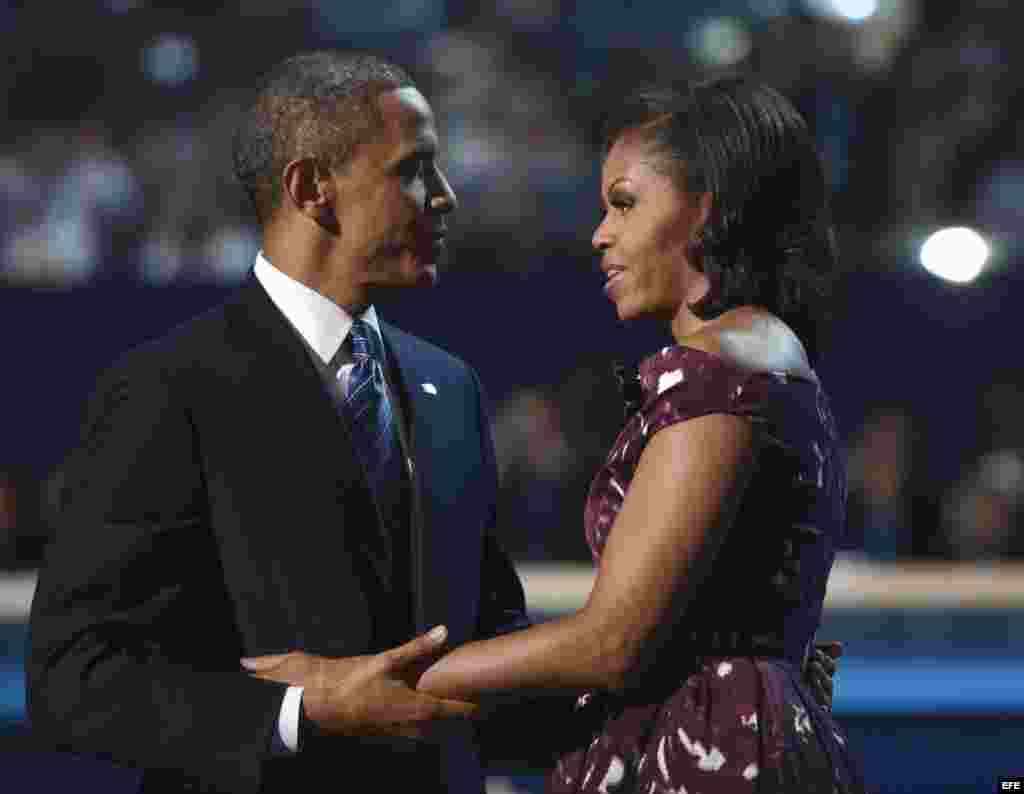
[400,158,425,180]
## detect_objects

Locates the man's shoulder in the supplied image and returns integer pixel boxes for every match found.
[98,289,250,389]
[381,322,475,378]
[119,301,232,367]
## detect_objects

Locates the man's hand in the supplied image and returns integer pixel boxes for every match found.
[241,649,367,690]
[804,640,842,710]
[241,626,478,740]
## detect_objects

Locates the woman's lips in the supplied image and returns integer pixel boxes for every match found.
[603,268,625,294]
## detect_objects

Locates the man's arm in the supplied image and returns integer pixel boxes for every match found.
[26,360,284,793]
[28,358,477,790]
[468,366,531,643]
[467,366,581,766]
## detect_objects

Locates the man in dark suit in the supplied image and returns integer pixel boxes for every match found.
[26,50,530,793]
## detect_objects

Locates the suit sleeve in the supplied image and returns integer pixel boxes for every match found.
[473,526,582,770]
[468,368,530,640]
[26,359,286,794]
[465,369,582,769]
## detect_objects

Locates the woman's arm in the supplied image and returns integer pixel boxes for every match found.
[417,413,757,701]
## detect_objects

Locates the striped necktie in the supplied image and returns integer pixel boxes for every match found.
[344,319,399,495]
[340,320,412,637]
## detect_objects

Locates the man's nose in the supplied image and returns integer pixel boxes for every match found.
[428,167,457,213]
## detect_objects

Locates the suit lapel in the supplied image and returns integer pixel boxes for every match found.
[228,278,394,592]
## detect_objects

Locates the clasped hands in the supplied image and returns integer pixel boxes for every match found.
[240,625,477,740]
[241,627,842,742]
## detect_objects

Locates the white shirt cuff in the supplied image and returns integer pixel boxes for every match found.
[278,685,304,752]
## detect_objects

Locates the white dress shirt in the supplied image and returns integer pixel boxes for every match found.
[253,251,384,752]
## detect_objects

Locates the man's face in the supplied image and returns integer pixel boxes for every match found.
[326,86,456,299]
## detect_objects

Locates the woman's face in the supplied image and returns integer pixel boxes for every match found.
[593,129,711,327]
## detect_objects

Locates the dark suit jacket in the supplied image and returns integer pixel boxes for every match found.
[25,277,530,793]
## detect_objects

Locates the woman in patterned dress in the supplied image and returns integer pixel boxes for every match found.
[415,74,865,792]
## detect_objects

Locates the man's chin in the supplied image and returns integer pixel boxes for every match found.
[372,265,438,296]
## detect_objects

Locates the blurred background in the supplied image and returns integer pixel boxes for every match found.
[2,0,1023,791]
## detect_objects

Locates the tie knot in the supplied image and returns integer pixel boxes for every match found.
[349,319,376,362]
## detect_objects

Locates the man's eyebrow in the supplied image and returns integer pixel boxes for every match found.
[392,142,437,168]
[410,135,439,156]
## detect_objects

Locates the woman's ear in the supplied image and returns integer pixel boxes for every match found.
[684,192,714,264]
[684,194,713,307]
[685,266,711,307]
[695,191,713,233]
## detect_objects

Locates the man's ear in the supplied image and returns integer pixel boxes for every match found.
[281,158,334,221]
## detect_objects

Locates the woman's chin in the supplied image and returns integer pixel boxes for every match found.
[614,298,642,322]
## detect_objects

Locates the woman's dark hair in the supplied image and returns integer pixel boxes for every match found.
[233,50,414,223]
[601,75,837,363]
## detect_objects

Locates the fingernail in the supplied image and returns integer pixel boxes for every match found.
[429,625,447,641]
[240,658,257,669]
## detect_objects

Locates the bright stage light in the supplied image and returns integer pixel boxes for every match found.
[689,17,753,67]
[141,34,199,87]
[805,0,879,23]
[919,227,990,284]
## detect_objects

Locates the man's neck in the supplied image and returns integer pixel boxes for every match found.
[261,233,366,315]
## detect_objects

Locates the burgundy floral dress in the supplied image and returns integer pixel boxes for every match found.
[547,346,866,794]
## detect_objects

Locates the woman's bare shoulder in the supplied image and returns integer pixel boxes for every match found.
[685,307,817,381]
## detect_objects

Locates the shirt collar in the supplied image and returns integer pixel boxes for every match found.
[253,251,381,366]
